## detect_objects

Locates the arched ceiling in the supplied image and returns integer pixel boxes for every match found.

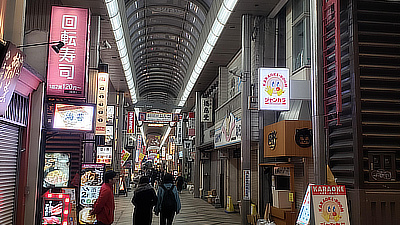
[126,0,212,112]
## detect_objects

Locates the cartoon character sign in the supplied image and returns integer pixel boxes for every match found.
[311,185,350,225]
[258,68,290,111]
[319,197,344,222]
[265,76,285,96]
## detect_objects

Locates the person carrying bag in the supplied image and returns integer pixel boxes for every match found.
[154,173,181,225]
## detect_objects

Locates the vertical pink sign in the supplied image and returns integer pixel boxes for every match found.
[127,111,135,134]
[47,6,89,98]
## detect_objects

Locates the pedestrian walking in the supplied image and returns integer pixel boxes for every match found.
[132,176,157,225]
[90,170,117,225]
[175,173,184,193]
[154,173,181,225]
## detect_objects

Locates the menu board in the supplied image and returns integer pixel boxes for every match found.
[80,163,104,205]
[43,153,70,188]
[96,146,112,164]
[43,199,63,224]
[42,192,71,225]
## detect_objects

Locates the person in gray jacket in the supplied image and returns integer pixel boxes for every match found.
[154,173,181,225]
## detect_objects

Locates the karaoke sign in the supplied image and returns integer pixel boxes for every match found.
[47,6,90,98]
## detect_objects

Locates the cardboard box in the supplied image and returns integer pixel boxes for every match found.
[272,189,291,209]
[264,120,312,157]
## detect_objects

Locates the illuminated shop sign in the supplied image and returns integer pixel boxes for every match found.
[42,193,71,225]
[95,71,109,134]
[258,68,290,111]
[53,103,95,131]
[47,6,90,98]
[138,112,180,122]
[127,111,135,133]
[0,42,24,115]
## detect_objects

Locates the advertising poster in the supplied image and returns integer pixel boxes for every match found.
[53,103,95,131]
[42,192,71,225]
[43,153,70,188]
[311,185,350,225]
[258,68,290,111]
[62,188,78,225]
[106,105,114,125]
[121,149,131,166]
[80,163,104,205]
[47,6,90,98]
[96,146,112,164]
[214,113,241,148]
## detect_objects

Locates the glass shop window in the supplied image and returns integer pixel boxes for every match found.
[292,0,311,71]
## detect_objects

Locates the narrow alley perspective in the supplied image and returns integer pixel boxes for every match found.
[1,0,399,224]
[113,190,241,225]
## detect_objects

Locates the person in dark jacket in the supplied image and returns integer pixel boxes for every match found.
[132,176,157,225]
[175,173,184,193]
[154,173,181,225]
[91,170,117,225]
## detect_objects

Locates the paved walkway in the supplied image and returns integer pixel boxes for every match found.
[113,189,241,225]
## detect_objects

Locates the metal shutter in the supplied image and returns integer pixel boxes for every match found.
[0,122,20,224]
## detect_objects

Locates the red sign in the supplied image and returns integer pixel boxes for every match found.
[47,6,90,98]
[127,111,135,134]
[0,42,24,115]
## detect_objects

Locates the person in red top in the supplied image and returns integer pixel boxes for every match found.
[91,170,117,225]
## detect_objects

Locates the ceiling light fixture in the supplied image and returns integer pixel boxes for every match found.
[104,0,138,104]
[160,0,239,145]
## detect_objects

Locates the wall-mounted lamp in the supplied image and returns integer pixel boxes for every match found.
[98,63,109,74]
[17,41,64,53]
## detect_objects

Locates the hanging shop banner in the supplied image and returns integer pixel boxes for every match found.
[176,121,183,146]
[106,105,114,125]
[311,185,350,225]
[80,163,104,206]
[96,146,112,164]
[47,6,90,98]
[42,192,71,225]
[0,41,24,115]
[214,113,241,148]
[161,147,166,160]
[43,153,70,188]
[201,98,213,122]
[121,149,131,166]
[258,68,290,111]
[95,71,109,134]
[127,111,135,134]
[188,112,195,136]
[183,140,192,151]
[138,112,180,122]
[147,135,161,147]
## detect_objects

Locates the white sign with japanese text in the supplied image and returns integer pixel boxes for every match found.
[201,98,213,122]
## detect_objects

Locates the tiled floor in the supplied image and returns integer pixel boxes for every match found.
[113,189,241,225]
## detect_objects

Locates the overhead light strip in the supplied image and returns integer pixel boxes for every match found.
[176,0,239,111]
[105,0,138,104]
[161,0,238,146]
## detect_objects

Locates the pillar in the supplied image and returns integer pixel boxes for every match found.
[241,14,252,224]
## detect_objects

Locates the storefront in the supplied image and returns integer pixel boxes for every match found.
[0,41,42,224]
